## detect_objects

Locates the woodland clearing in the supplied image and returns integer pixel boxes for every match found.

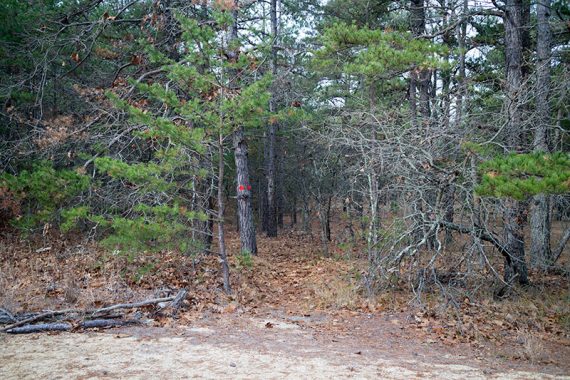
[1,224,569,379]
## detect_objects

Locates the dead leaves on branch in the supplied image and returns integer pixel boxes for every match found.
[191,0,238,11]
[102,11,116,22]
[34,115,90,149]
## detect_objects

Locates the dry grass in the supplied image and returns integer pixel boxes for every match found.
[515,330,545,364]
[311,277,361,310]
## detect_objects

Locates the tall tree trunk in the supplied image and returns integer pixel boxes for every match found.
[234,128,258,255]
[443,183,455,244]
[316,192,330,257]
[291,194,297,226]
[455,0,467,129]
[410,0,436,248]
[440,0,455,244]
[408,0,423,126]
[277,145,285,228]
[530,0,552,268]
[265,0,278,237]
[502,0,529,285]
[231,2,258,255]
[260,159,268,232]
[367,83,380,259]
[204,196,215,254]
[217,131,231,294]
[410,0,431,123]
[302,194,311,234]
[440,0,451,132]
[326,195,332,241]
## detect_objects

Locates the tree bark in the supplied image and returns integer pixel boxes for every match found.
[277,147,285,228]
[265,0,279,237]
[291,195,297,226]
[530,0,552,268]
[410,0,431,123]
[231,1,258,255]
[217,130,231,293]
[502,0,529,285]
[410,0,437,249]
[234,127,258,255]
[409,0,424,126]
[454,0,467,129]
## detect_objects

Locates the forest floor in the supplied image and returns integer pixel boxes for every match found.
[1,223,569,379]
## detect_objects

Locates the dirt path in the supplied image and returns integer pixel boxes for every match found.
[2,313,568,380]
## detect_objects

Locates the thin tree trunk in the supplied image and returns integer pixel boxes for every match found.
[443,183,455,244]
[410,0,436,249]
[316,194,329,257]
[277,146,285,228]
[266,121,277,237]
[265,0,278,237]
[204,196,215,254]
[530,0,552,268]
[455,0,467,129]
[409,72,418,127]
[409,0,424,126]
[440,0,451,132]
[291,195,297,226]
[440,0,455,245]
[261,165,268,232]
[217,85,231,293]
[302,194,311,234]
[326,195,332,241]
[410,0,430,123]
[367,83,380,259]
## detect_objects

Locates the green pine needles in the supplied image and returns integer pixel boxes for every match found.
[0,161,89,230]
[316,22,449,77]
[74,11,269,254]
[476,152,570,200]
[1,10,271,257]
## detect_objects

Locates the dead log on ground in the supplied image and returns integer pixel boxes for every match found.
[6,323,72,334]
[80,319,140,329]
[1,289,187,333]
[4,319,140,334]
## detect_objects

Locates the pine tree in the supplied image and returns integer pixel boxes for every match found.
[76,10,270,259]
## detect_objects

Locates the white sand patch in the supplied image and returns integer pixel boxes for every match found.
[1,332,565,380]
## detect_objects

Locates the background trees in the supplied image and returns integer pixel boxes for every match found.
[0,0,569,299]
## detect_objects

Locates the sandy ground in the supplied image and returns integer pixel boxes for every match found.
[1,314,569,380]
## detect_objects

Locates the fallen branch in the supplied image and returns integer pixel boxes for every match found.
[1,308,80,331]
[6,323,71,334]
[5,319,140,334]
[80,318,140,329]
[1,290,187,332]
[90,293,182,316]
[553,227,570,264]
[162,289,188,316]
[0,308,16,324]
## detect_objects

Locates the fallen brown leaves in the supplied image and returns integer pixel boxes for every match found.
[1,222,569,368]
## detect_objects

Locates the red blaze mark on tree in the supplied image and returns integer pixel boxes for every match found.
[239,185,245,191]
[247,185,251,190]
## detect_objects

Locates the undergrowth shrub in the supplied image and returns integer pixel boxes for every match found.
[0,161,89,230]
